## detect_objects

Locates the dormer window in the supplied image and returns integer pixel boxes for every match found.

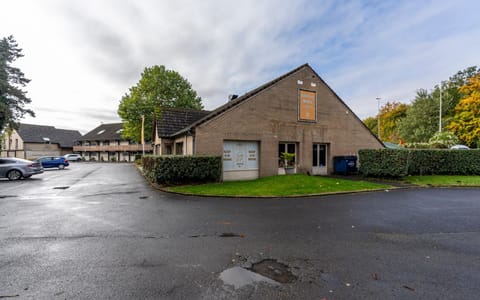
[42,137,50,144]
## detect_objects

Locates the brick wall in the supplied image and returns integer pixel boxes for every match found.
[194,66,382,176]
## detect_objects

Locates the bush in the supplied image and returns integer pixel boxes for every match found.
[142,155,222,185]
[359,149,480,177]
[428,131,460,149]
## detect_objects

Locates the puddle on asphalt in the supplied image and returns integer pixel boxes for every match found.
[219,266,280,289]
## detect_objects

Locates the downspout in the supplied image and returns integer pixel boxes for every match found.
[185,134,187,155]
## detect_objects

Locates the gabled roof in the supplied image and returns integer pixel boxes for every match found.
[17,123,82,148]
[78,123,124,141]
[173,63,310,136]
[157,108,211,138]
[171,63,383,146]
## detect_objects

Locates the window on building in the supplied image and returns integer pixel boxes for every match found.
[278,142,296,167]
[9,139,12,149]
[313,144,327,167]
[165,145,173,155]
[175,142,183,155]
[15,139,18,149]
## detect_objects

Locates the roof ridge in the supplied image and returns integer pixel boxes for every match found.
[171,63,311,136]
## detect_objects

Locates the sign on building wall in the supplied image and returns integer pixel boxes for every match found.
[223,141,258,171]
[299,90,317,121]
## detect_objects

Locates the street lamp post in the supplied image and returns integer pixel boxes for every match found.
[376,97,381,140]
[439,82,443,133]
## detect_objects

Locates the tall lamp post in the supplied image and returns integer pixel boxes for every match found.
[439,82,443,133]
[376,97,381,140]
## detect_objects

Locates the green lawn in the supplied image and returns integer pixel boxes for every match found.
[404,175,480,186]
[167,174,391,197]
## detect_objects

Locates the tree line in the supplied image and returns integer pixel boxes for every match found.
[363,66,480,148]
[2,34,479,149]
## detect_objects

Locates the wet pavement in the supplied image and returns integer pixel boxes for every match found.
[1,163,479,299]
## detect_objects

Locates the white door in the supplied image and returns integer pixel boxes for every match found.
[223,141,259,181]
[312,144,327,175]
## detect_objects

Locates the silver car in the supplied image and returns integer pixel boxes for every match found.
[64,153,82,162]
[0,157,44,180]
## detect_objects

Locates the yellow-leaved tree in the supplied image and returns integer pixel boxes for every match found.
[448,73,480,147]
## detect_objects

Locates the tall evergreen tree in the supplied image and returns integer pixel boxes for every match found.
[0,35,34,132]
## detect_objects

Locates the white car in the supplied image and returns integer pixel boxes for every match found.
[450,145,470,150]
[64,153,82,161]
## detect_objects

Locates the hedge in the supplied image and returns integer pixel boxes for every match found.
[142,155,222,185]
[359,149,480,177]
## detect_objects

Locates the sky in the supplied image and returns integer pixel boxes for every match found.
[1,0,480,134]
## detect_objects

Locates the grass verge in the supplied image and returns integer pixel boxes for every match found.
[404,175,480,187]
[166,174,391,197]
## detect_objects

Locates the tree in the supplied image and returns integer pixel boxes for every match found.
[117,65,203,142]
[430,66,479,129]
[398,89,440,143]
[363,116,378,137]
[379,101,408,143]
[363,101,408,143]
[428,131,460,148]
[447,72,480,147]
[0,35,34,133]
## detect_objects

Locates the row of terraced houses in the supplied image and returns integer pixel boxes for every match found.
[2,64,383,180]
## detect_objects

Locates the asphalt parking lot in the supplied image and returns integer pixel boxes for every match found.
[1,163,479,299]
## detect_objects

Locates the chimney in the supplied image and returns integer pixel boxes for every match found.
[228,94,238,101]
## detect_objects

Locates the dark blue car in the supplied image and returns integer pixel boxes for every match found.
[35,156,70,169]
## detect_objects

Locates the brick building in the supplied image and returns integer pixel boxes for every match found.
[154,64,383,180]
[1,123,81,159]
[74,123,152,162]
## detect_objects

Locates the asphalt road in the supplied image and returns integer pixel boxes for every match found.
[1,163,479,299]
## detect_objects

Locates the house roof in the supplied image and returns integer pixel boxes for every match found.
[170,63,383,146]
[17,123,82,148]
[173,63,310,136]
[78,123,124,141]
[157,108,211,138]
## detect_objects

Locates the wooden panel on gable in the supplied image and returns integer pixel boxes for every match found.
[299,90,317,122]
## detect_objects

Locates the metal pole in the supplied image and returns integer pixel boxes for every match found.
[439,83,442,133]
[141,115,145,156]
[376,97,381,140]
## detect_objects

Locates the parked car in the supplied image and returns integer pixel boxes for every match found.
[35,156,70,169]
[64,153,82,161]
[450,145,470,150]
[0,157,44,180]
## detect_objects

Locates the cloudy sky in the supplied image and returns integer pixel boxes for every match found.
[1,0,479,133]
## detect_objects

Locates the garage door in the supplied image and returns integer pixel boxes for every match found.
[223,141,259,181]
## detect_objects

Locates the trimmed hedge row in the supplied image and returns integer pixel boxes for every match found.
[359,149,480,177]
[142,155,222,185]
